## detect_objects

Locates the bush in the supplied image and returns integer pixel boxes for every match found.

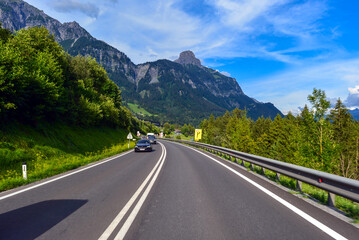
[0,148,33,168]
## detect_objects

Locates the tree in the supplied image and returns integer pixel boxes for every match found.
[181,124,189,137]
[307,88,332,168]
[251,116,271,141]
[163,122,171,135]
[0,27,65,122]
[0,22,12,43]
[226,109,255,153]
[329,99,357,178]
[0,26,132,129]
[203,114,216,145]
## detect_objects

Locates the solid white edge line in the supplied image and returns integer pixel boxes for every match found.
[0,150,133,201]
[98,142,166,240]
[114,143,167,240]
[173,142,347,240]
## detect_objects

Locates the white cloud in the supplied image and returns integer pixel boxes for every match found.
[220,71,231,77]
[266,0,327,38]
[52,0,100,18]
[348,86,359,95]
[345,86,359,108]
[25,0,331,65]
[243,58,359,113]
[212,0,282,30]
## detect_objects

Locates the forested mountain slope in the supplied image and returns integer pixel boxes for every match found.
[0,0,283,125]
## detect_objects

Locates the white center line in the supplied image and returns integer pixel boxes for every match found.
[114,142,167,240]
[99,142,166,240]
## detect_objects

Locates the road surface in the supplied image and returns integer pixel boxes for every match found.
[0,141,358,239]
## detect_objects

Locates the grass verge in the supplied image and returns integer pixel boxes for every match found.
[0,122,135,192]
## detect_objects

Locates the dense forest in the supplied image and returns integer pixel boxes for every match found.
[199,89,359,180]
[0,23,157,132]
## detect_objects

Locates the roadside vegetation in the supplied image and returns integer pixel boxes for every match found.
[0,23,158,191]
[0,123,136,191]
[200,89,359,180]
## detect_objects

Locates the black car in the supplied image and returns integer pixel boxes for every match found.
[135,139,152,152]
[147,135,156,144]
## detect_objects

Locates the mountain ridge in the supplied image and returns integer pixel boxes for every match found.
[0,0,283,125]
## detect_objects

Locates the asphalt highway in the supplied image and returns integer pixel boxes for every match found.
[0,140,358,239]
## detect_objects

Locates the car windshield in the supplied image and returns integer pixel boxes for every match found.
[148,135,155,139]
[137,140,149,144]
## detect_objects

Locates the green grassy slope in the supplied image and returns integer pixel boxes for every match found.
[0,122,135,191]
[126,103,153,116]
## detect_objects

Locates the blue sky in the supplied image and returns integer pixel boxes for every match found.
[25,0,359,114]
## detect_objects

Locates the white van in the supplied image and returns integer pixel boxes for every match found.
[147,133,156,144]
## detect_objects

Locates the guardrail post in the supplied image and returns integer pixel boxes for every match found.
[328,192,336,207]
[241,160,245,167]
[276,173,281,181]
[261,167,265,175]
[250,163,254,171]
[296,180,302,192]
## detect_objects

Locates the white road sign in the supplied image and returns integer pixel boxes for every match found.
[127,132,133,139]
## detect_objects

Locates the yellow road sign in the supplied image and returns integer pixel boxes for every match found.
[195,129,202,141]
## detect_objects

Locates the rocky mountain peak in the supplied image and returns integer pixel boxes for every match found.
[60,21,91,40]
[0,1,91,41]
[174,50,201,67]
[63,21,80,27]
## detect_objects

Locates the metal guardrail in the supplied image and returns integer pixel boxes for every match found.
[163,138,359,205]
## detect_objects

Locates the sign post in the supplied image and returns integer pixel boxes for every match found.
[127,132,133,149]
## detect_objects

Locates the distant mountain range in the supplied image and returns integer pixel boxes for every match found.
[0,0,283,125]
[349,109,359,120]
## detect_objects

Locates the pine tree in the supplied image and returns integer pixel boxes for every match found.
[329,99,357,178]
[251,116,271,141]
[226,109,255,153]
[298,105,318,168]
